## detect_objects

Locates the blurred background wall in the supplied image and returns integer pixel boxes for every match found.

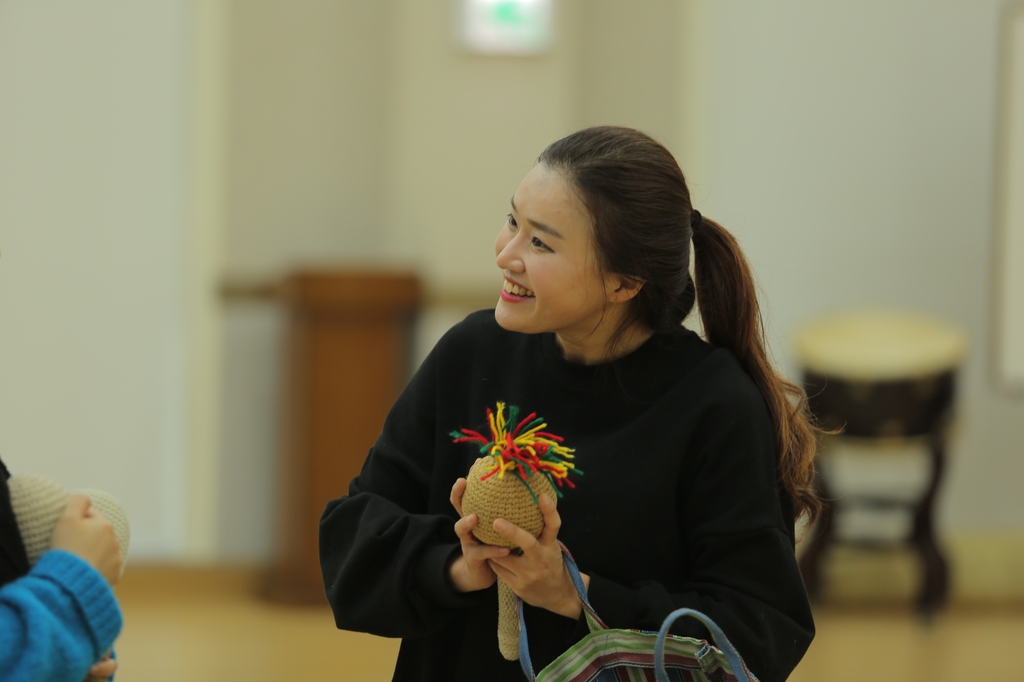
[1,0,1022,599]
[0,1,193,558]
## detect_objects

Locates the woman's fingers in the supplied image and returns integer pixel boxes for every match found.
[467,543,510,562]
[450,478,467,517]
[451,459,484,517]
[492,517,536,550]
[488,558,517,583]
[455,514,508,558]
[453,511,477,539]
[492,494,561,550]
[537,494,562,545]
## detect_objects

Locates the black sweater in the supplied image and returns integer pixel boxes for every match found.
[1,458,31,588]
[319,311,814,682]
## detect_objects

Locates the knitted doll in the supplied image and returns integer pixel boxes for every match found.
[6,473,130,576]
[451,402,581,660]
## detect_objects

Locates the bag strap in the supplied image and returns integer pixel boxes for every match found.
[560,543,608,630]
[654,609,753,682]
[518,543,753,682]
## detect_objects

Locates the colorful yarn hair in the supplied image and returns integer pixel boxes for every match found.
[450,402,582,503]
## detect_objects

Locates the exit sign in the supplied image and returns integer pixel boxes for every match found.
[461,0,553,55]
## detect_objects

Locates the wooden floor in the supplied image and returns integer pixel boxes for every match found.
[113,567,1024,681]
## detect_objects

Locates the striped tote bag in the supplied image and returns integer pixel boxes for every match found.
[517,546,757,682]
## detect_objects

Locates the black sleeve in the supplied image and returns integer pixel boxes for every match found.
[581,358,814,682]
[318,341,487,639]
[0,458,31,588]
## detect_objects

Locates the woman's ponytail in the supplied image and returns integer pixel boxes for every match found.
[691,215,823,525]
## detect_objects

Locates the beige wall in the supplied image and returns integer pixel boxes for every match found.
[224,0,389,277]
[0,0,193,558]
[577,0,682,148]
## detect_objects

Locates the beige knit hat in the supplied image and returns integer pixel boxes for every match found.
[7,473,130,576]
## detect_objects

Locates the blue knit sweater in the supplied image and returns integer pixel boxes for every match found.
[0,549,122,682]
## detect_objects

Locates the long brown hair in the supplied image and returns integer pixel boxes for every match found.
[539,126,822,524]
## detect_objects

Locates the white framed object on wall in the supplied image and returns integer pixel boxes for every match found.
[460,0,553,55]
[994,2,1024,395]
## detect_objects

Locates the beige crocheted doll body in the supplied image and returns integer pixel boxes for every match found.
[452,402,580,661]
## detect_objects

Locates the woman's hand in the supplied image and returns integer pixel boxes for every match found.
[50,495,122,586]
[487,494,591,619]
[448,475,510,593]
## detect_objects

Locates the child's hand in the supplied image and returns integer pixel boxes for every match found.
[51,495,123,586]
[487,493,590,619]
[448,475,510,593]
[86,650,117,680]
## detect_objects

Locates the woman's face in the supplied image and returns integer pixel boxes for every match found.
[494,164,631,363]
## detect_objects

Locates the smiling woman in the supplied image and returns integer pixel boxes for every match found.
[319,126,823,682]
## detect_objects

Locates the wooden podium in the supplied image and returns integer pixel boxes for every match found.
[263,271,421,604]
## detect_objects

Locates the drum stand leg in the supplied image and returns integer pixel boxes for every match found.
[910,433,949,618]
